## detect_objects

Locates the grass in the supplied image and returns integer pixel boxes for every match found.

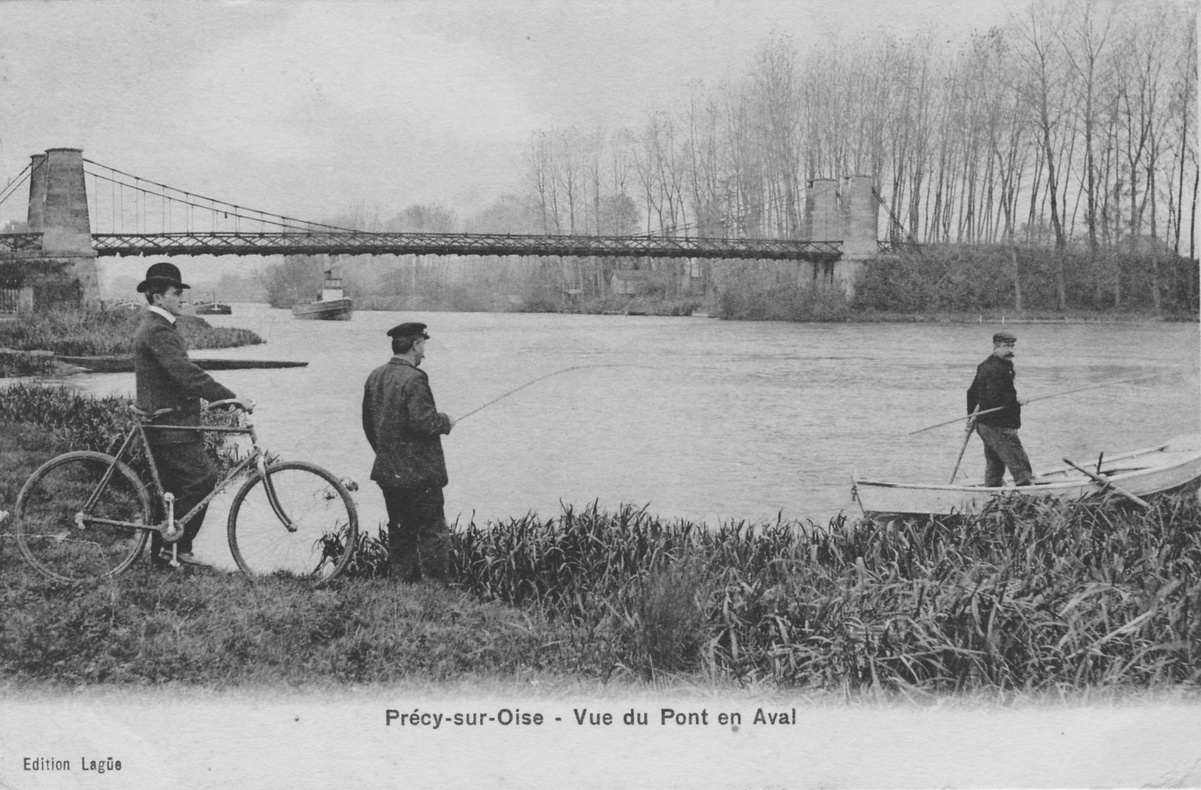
[0,568,568,687]
[2,384,1200,694]
[0,305,263,358]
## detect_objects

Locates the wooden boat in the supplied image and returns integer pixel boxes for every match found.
[57,356,308,373]
[192,292,232,315]
[852,434,1201,517]
[292,271,353,321]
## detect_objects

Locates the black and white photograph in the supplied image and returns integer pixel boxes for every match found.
[1,0,1199,786]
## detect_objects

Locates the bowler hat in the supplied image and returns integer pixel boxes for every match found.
[386,322,430,339]
[136,262,190,293]
[992,330,1017,344]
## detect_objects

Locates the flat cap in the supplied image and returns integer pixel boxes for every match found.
[386,322,430,339]
[992,330,1017,344]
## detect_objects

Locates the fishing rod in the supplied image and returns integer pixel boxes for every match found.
[909,373,1161,435]
[455,364,651,423]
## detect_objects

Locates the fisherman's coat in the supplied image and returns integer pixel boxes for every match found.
[966,354,1022,429]
[362,357,452,489]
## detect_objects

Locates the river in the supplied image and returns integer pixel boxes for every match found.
[68,305,1200,544]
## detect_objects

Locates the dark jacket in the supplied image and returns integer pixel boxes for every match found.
[362,357,452,489]
[133,311,236,444]
[966,354,1021,429]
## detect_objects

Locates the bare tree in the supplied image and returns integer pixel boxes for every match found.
[1058,0,1117,254]
[525,131,557,233]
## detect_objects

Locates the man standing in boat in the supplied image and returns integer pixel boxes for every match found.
[134,262,238,568]
[966,330,1033,487]
[362,322,455,583]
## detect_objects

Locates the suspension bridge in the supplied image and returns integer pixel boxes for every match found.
[0,147,881,305]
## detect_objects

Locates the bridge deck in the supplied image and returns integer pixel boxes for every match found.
[3,231,843,262]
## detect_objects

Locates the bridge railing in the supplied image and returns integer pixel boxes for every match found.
[88,231,844,262]
[0,233,44,255]
[2,229,846,262]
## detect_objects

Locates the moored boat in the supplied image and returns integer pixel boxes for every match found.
[852,434,1201,517]
[57,355,308,372]
[192,292,232,315]
[292,271,353,321]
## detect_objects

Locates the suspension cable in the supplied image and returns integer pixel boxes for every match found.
[83,158,360,234]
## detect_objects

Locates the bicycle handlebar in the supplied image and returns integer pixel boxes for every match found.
[206,398,255,413]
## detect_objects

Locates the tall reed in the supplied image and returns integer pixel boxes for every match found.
[444,497,1201,689]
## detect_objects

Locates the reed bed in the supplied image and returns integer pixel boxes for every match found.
[444,499,1201,690]
[0,306,262,357]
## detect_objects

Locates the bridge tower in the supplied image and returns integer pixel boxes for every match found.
[803,174,878,298]
[835,175,877,298]
[5,148,100,308]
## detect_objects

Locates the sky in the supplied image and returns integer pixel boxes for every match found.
[0,0,1025,235]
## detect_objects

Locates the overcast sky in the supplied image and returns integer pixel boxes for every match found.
[1,0,1023,232]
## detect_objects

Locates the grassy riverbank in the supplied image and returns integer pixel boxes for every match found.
[2,384,1199,693]
[0,306,264,378]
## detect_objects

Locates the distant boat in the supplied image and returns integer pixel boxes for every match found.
[852,434,1201,517]
[192,292,232,315]
[292,271,353,321]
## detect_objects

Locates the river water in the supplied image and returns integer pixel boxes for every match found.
[68,305,1200,542]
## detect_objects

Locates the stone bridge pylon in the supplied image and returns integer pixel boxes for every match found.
[2,147,100,308]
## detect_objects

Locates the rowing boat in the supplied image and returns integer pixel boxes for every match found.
[852,434,1201,517]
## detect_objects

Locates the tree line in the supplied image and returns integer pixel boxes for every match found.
[498,0,1195,264]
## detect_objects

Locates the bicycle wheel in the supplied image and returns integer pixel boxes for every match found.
[15,451,151,582]
[227,460,358,582]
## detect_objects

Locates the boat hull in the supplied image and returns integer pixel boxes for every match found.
[853,435,1201,516]
[194,303,232,315]
[291,298,353,320]
[58,356,308,372]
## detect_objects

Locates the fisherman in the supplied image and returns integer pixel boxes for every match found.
[966,330,1033,487]
[362,322,455,583]
[133,261,238,568]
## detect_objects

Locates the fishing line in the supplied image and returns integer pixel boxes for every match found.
[455,364,653,423]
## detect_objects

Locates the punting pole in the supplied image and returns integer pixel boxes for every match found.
[909,373,1161,435]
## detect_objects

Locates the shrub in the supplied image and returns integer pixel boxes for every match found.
[716,282,850,321]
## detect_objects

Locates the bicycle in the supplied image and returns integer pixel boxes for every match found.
[12,399,359,583]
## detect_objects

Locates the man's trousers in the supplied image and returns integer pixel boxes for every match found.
[148,440,219,557]
[378,485,450,583]
[975,424,1033,487]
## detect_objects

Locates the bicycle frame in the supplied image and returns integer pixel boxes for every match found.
[84,406,301,540]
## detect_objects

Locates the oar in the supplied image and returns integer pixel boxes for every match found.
[910,374,1160,435]
[948,405,981,483]
[1062,457,1150,509]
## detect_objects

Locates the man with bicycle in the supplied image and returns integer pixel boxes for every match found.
[362,322,455,584]
[134,262,238,569]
